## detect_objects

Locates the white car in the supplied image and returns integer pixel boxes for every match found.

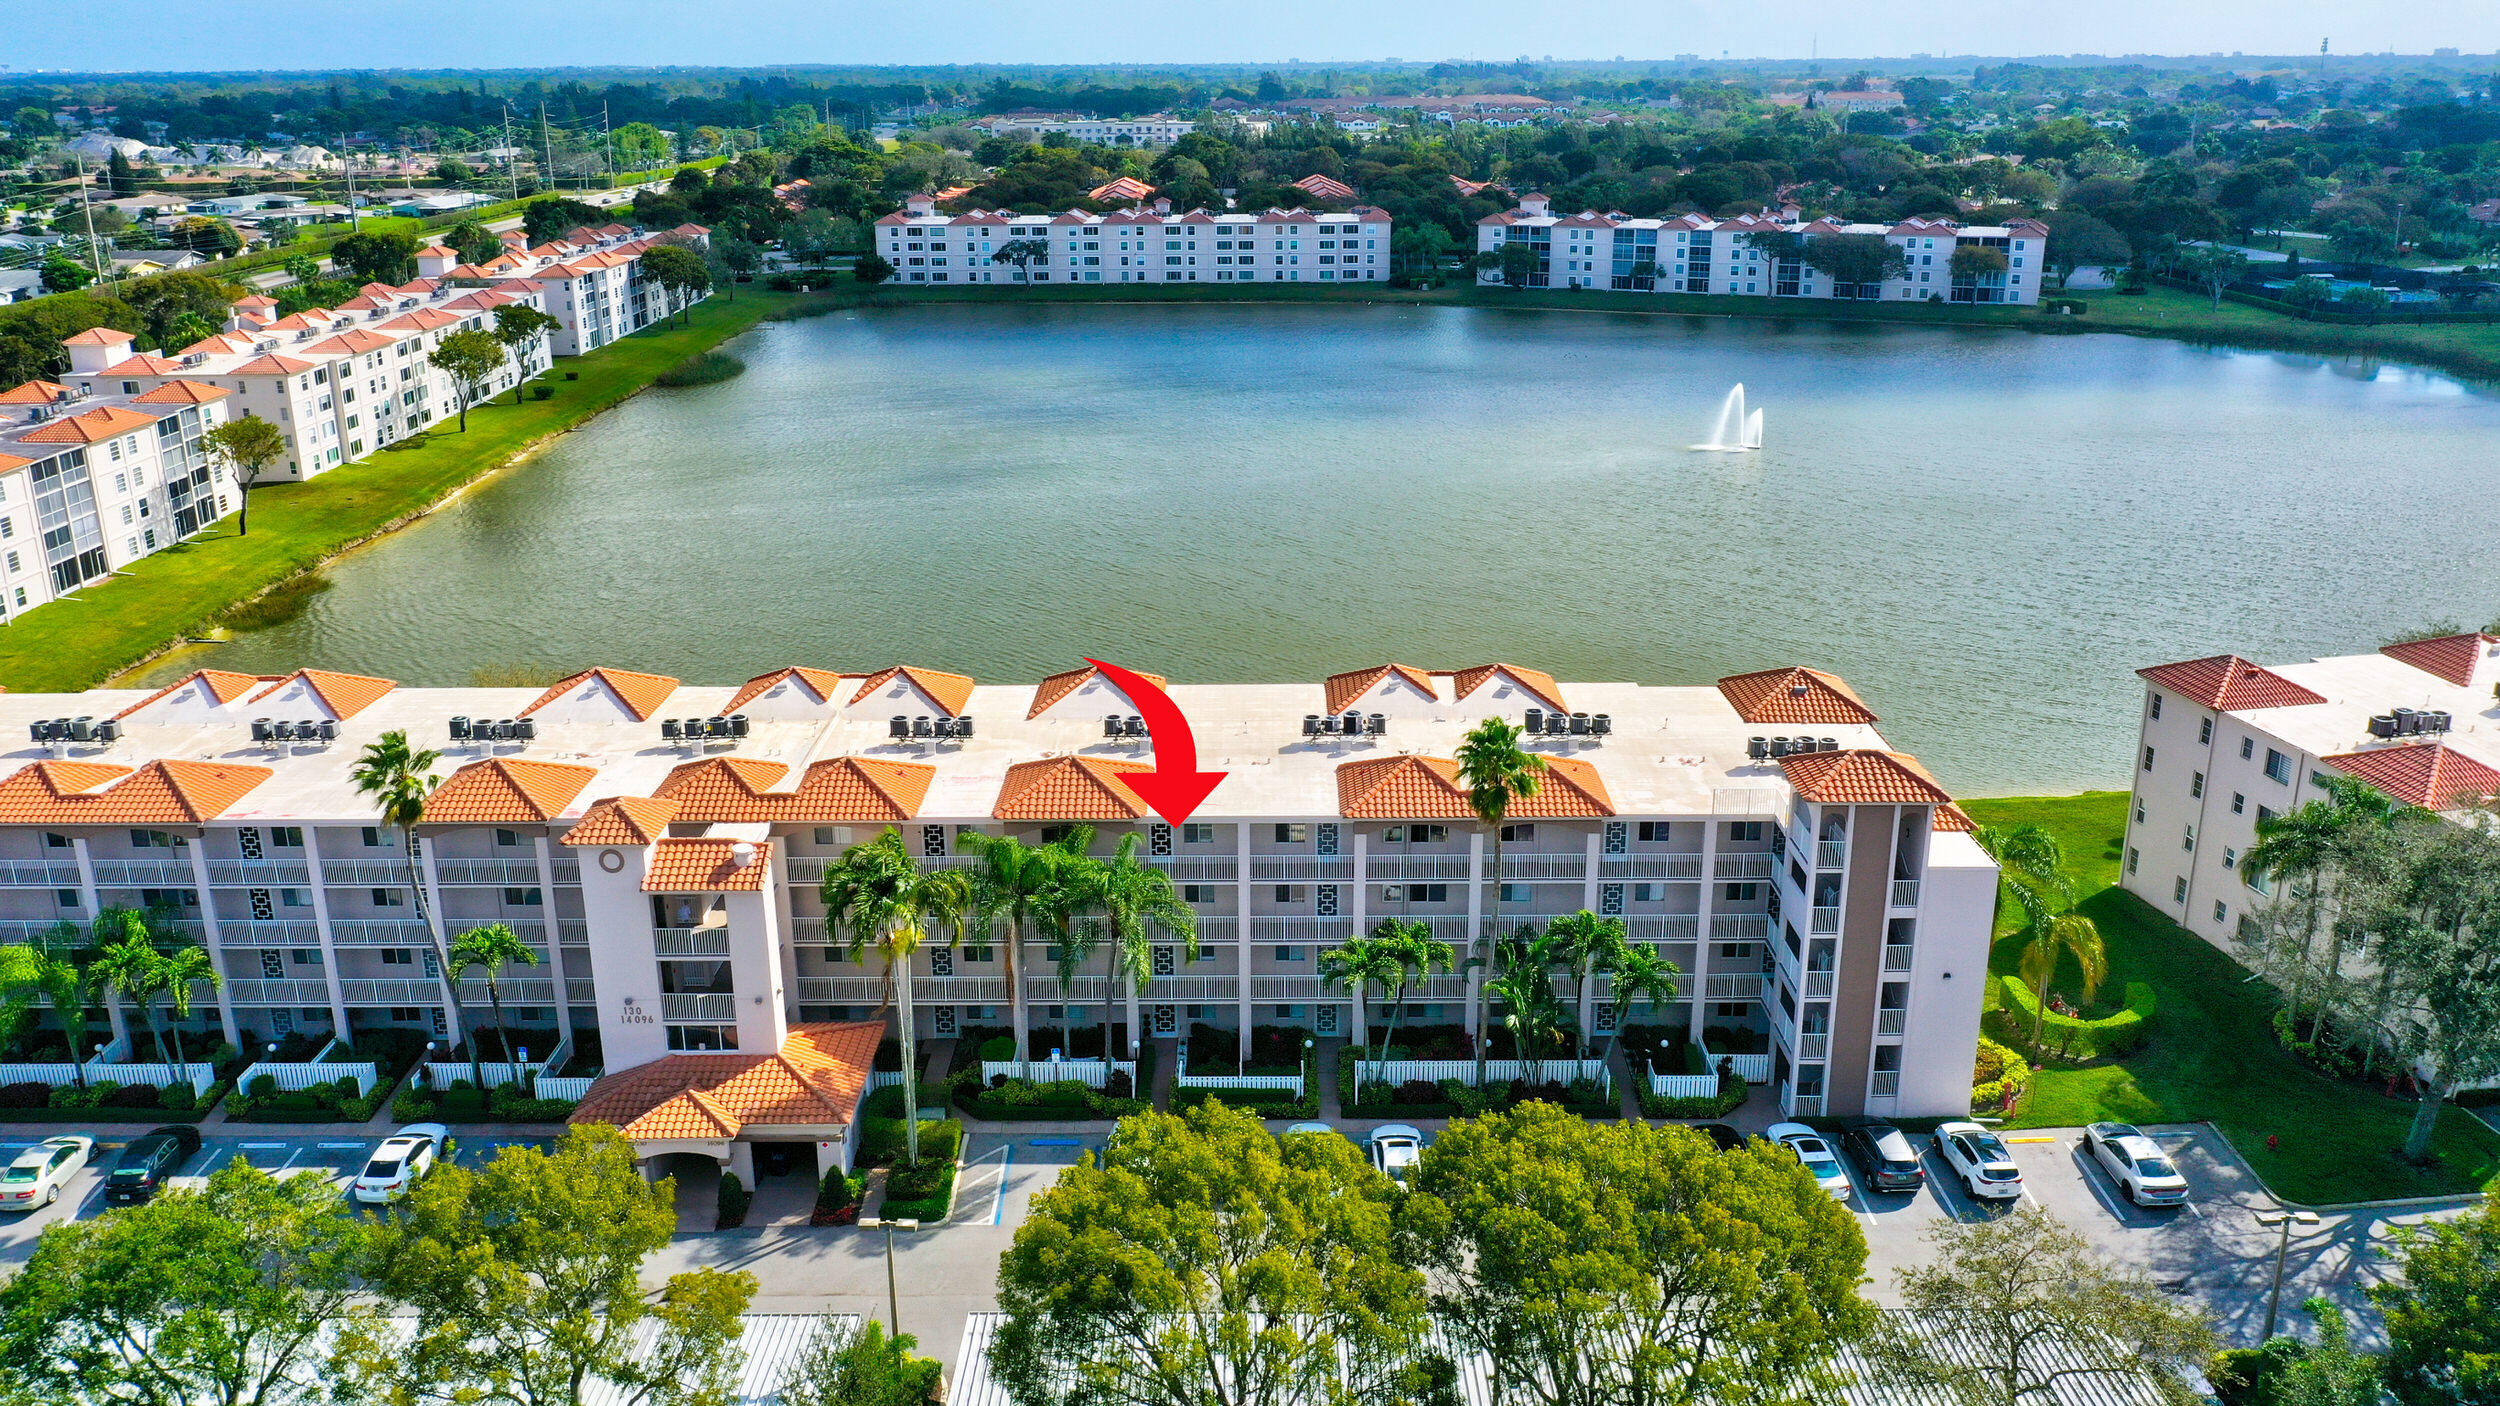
[351,1124,447,1204]
[2084,1122,2191,1208]
[1368,1124,1423,1184]
[1933,1121,2025,1200]
[0,1136,92,1210]
[1767,1121,1852,1200]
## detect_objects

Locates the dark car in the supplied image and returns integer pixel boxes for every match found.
[1691,1123,1746,1153]
[1839,1119,1926,1193]
[102,1125,201,1205]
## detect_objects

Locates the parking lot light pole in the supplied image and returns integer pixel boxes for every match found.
[857,1216,920,1335]
[2255,1209,2322,1340]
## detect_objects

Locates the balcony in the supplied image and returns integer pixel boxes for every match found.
[1244,856,1347,882]
[1704,972,1765,1001]
[1882,944,1915,972]
[1368,854,1471,882]
[433,858,547,886]
[89,859,195,886]
[1797,1031,1830,1060]
[1626,914,1701,941]
[1869,1071,1901,1099]
[655,926,732,956]
[1714,853,1774,880]
[1250,917,1352,944]
[207,860,312,886]
[1599,853,1704,880]
[1809,905,1840,934]
[1497,854,1589,881]
[1814,840,1847,871]
[212,919,323,945]
[1890,879,1921,909]
[0,860,82,886]
[1877,1008,1907,1037]
[335,978,449,1004]
[661,993,736,1022]
[1710,912,1770,939]
[1803,970,1835,1000]
[1156,856,1244,882]
[220,978,334,1006]
[320,859,414,886]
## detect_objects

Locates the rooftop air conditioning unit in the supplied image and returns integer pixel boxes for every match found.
[1569,712,1591,735]
[512,718,537,742]
[889,715,911,739]
[1590,714,1612,736]
[1747,736,1769,760]
[661,719,683,741]
[96,719,121,744]
[250,718,274,743]
[315,720,338,744]
[1302,714,1322,737]
[1769,737,1791,757]
[2369,714,2398,739]
[1105,715,1125,739]
[1524,707,1545,732]
[1366,713,1387,736]
[912,716,934,738]
[67,717,95,744]
[1126,716,1149,738]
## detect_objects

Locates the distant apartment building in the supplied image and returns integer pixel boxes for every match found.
[0,660,1996,1125]
[2124,636,2500,957]
[973,110,1196,146]
[876,193,1391,285]
[1476,194,2046,305]
[0,374,233,620]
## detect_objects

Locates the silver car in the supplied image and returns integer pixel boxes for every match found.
[1367,1124,1423,1184]
[2084,1122,2190,1208]
[0,1136,92,1210]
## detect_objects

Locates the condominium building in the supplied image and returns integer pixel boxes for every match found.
[2124,635,2500,955]
[430,222,716,356]
[971,111,1197,146]
[0,375,233,620]
[1476,194,2046,304]
[0,659,1995,1145]
[875,193,1391,285]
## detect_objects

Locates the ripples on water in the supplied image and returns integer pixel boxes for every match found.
[156,304,2500,795]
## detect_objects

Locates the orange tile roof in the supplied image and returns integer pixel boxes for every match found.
[1335,753,1613,819]
[2322,743,2500,811]
[0,759,272,824]
[721,666,853,714]
[129,380,232,406]
[0,381,74,405]
[651,755,934,824]
[1324,664,1438,715]
[993,755,1154,821]
[302,329,397,355]
[1779,749,1954,806]
[2379,634,2497,688]
[850,666,976,718]
[518,667,681,721]
[1444,663,1567,714]
[1934,803,1977,833]
[19,404,158,444]
[61,328,135,347]
[560,795,681,846]
[251,668,396,719]
[1028,664,1166,719]
[97,354,187,376]
[227,354,317,377]
[568,1022,882,1140]
[2136,656,2326,712]
[1716,667,1878,726]
[1292,173,1358,201]
[111,668,270,720]
[652,756,793,811]
[641,837,771,891]
[419,758,599,824]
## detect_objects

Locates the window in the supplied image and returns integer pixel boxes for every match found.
[1274,884,1302,903]
[43,833,68,849]
[2141,746,2156,772]
[813,827,846,845]
[2190,771,2204,799]
[2239,738,2255,760]
[1274,945,1306,961]
[136,887,196,909]
[2173,876,2189,902]
[1181,822,1218,844]
[666,1025,741,1051]
[279,887,309,907]
[2127,847,2140,875]
[2264,749,2293,785]
[1385,824,1448,844]
[1724,882,1759,902]
[129,828,178,848]
[2213,901,2228,924]
[56,889,80,909]
[2223,848,2237,871]
[1383,883,1450,903]
[1500,823,1535,842]
[961,945,994,963]
[1636,822,1671,842]
[270,826,304,848]
[2256,805,2276,827]
[361,826,385,847]
[2134,798,2146,824]
[2232,793,2246,814]
[2149,694,2162,720]
[2182,825,2195,851]
[502,887,542,906]
[2199,718,2213,745]
[1181,884,1216,904]
[2311,771,2333,792]
[495,828,524,847]
[1498,882,1530,903]
[289,949,321,966]
[1726,822,1764,842]
[1273,823,1307,843]
[381,948,414,965]
[370,887,405,906]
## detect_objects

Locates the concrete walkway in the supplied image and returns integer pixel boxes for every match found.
[1148,1038,1178,1111]
[1316,1041,1345,1121]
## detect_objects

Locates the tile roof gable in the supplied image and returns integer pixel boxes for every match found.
[849,666,976,718]
[1444,663,1567,714]
[1324,664,1438,715]
[1716,667,1878,726]
[993,755,1153,820]
[1779,749,1954,806]
[1028,664,1166,719]
[519,667,681,722]
[2378,633,2498,689]
[420,758,600,824]
[2322,743,2500,812]
[560,795,682,846]
[2136,656,2327,711]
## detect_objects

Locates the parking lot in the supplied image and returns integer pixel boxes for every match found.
[0,1128,549,1265]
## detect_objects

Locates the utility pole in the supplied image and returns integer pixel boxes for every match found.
[72,154,105,282]
[601,102,614,191]
[343,134,359,233]
[540,104,556,198]
[502,101,518,202]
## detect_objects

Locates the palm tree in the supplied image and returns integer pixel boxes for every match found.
[155,945,220,1070]
[1544,910,1630,1061]
[1456,716,1545,1087]
[822,828,971,1167]
[446,923,539,1090]
[10,926,97,1082]
[1369,917,1454,1083]
[2018,912,2109,1055]
[961,829,1089,1079]
[91,927,173,1067]
[1319,931,1403,1088]
[1083,833,1194,1061]
[351,731,452,1032]
[1602,941,1683,1058]
[2248,776,2397,1041]
[1485,932,1573,1087]
[1973,823,2071,942]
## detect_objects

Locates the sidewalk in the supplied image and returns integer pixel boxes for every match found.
[1148,1038,1177,1111]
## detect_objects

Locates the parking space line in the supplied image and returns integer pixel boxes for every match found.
[990,1144,1012,1226]
[2005,1135,2060,1143]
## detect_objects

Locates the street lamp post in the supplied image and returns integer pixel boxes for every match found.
[2254,1208,2322,1340]
[857,1216,921,1335]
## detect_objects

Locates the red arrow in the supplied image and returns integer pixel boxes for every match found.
[1086,657,1227,825]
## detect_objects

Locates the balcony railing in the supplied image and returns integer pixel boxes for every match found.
[1814,841,1847,871]
[1790,1093,1825,1117]
[207,860,311,886]
[1368,854,1472,881]
[327,919,436,946]
[1877,1008,1907,1037]
[1797,1031,1829,1060]
[1809,905,1840,934]
[220,978,335,1006]
[1250,917,1354,944]
[1243,856,1348,882]
[1626,914,1701,941]
[432,858,548,886]
[1710,912,1771,939]
[1497,854,1589,881]
[335,978,451,1004]
[0,860,83,886]
[1890,879,1921,909]
[320,859,417,886]
[89,859,195,886]
[1803,970,1835,1000]
[211,919,324,945]
[1714,853,1774,880]
[1882,944,1915,973]
[1155,857,1244,881]
[655,926,733,956]
[1869,1071,1900,1099]
[1598,853,1704,880]
[660,993,736,1022]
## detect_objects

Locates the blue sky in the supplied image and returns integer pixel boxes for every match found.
[9,0,2492,73]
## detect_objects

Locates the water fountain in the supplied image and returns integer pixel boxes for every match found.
[1692,383,1764,451]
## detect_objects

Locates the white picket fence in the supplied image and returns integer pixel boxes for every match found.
[0,1061,96,1089]
[423,1034,573,1092]
[1707,1051,1773,1083]
[93,1062,218,1096]
[982,1057,1136,1090]
[1175,1070,1307,1095]
[1649,1073,1725,1099]
[239,1039,380,1097]
[868,1070,908,1091]
[1352,1058,1611,1103]
[534,1076,596,1103]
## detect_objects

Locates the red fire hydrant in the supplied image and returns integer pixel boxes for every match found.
[2266,1134,2280,1154]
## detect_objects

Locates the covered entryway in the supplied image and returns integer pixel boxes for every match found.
[642,1149,729,1233]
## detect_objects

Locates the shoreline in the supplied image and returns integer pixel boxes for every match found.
[4,279,2488,696]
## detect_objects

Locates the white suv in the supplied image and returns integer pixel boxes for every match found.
[352,1124,447,1204]
[1932,1121,2024,1201]
[2084,1122,2190,1208]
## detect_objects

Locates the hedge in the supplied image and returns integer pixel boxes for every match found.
[716,1171,751,1229]
[879,1157,958,1223]
[1639,1077,1749,1120]
[1971,1035,2032,1113]
[1995,976,2158,1060]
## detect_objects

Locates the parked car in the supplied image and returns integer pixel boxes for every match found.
[0,1135,93,1210]
[1932,1121,2024,1200]
[2084,1122,2191,1208]
[1368,1124,1423,1184]
[1838,1119,1926,1193]
[1282,1121,1336,1140]
[1690,1122,1746,1153]
[1766,1121,1851,1200]
[352,1123,448,1205]
[102,1125,201,1205]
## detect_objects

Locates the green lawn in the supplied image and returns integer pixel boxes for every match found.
[0,287,825,693]
[1965,793,2500,1205]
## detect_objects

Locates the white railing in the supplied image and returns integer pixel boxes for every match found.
[1882,945,1916,973]
[1353,1058,1609,1101]
[1715,853,1774,880]
[1176,1069,1305,1094]
[661,993,736,1022]
[1814,841,1847,870]
[431,858,547,886]
[1626,915,1701,941]
[1706,1050,1773,1083]
[1368,854,1471,881]
[1809,906,1840,934]
[89,1061,217,1096]
[207,860,312,886]
[867,1069,907,1091]
[1599,853,1704,880]
[1153,857,1243,881]
[533,1075,595,1102]
[1890,879,1921,909]
[1877,1008,1907,1036]
[1797,1032,1830,1060]
[424,1032,570,1091]
[982,1057,1135,1089]
[1704,973,1765,1000]
[0,1061,95,1088]
[239,1041,380,1096]
[1803,970,1835,999]
[1497,854,1590,880]
[1649,1073,1723,1099]
[1243,857,1348,882]
[654,926,732,956]
[89,859,196,886]
[1791,1093,1825,1117]
[1711,913,1771,939]
[1869,1071,1900,1099]
[0,860,82,886]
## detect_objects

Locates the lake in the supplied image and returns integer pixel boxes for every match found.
[147,302,2500,796]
